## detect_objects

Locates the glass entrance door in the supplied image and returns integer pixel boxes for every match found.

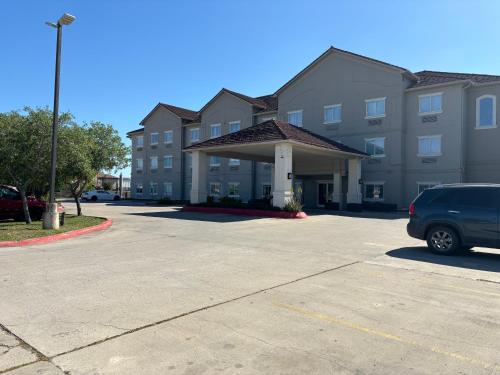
[318,182,333,206]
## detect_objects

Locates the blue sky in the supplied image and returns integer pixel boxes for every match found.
[2,0,499,177]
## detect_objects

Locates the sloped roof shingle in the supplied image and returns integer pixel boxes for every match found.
[412,70,500,88]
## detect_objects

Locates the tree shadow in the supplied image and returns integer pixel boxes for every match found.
[386,247,500,273]
[126,209,263,223]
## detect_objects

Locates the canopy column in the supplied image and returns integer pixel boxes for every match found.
[347,158,362,210]
[273,143,293,208]
[190,150,208,204]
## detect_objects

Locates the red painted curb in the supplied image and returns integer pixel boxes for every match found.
[0,218,112,248]
[182,206,307,219]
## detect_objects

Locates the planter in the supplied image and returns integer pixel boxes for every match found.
[182,206,307,219]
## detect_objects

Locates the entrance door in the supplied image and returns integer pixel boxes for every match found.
[294,180,304,203]
[317,182,333,206]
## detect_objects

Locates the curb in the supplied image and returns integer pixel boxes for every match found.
[0,218,112,248]
[182,206,307,219]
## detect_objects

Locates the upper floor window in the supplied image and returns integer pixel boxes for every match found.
[164,130,173,144]
[210,156,221,167]
[190,128,200,142]
[150,133,159,145]
[324,104,342,124]
[287,110,303,127]
[365,137,385,157]
[229,121,241,133]
[164,155,173,169]
[418,135,442,156]
[419,93,442,115]
[229,158,240,166]
[136,135,144,148]
[210,124,221,138]
[150,156,158,170]
[136,158,143,171]
[476,95,497,129]
[365,97,386,118]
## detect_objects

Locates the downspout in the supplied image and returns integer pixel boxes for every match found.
[180,122,185,201]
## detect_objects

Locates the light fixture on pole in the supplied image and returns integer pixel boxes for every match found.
[43,13,75,230]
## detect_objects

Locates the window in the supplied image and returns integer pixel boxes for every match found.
[163,182,173,198]
[259,116,276,123]
[418,135,442,156]
[150,156,158,170]
[419,93,442,114]
[262,184,272,198]
[324,104,342,124]
[365,138,385,157]
[476,95,496,129]
[210,124,221,138]
[190,128,200,142]
[228,182,240,197]
[229,121,241,133]
[365,182,384,201]
[164,155,173,169]
[136,158,143,171]
[229,158,240,166]
[164,130,173,144]
[365,97,386,118]
[210,156,221,167]
[417,182,440,195]
[149,182,158,196]
[135,183,143,194]
[454,188,498,209]
[209,182,222,197]
[150,133,159,145]
[136,135,144,148]
[287,110,303,127]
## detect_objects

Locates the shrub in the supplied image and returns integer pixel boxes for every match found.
[283,196,303,213]
[157,197,173,205]
[219,196,243,208]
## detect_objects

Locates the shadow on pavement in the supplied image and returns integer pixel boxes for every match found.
[387,247,500,273]
[305,209,407,220]
[126,209,260,223]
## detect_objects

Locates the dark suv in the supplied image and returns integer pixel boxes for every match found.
[407,184,500,255]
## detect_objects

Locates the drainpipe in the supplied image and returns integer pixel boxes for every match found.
[180,123,185,201]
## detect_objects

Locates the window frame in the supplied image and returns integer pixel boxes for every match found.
[163,130,173,144]
[190,128,200,142]
[136,158,143,171]
[323,104,342,124]
[135,182,143,195]
[136,135,144,148]
[262,184,272,198]
[150,132,159,145]
[229,121,241,133]
[228,158,240,166]
[209,156,221,167]
[475,95,497,129]
[364,181,385,202]
[209,182,222,197]
[163,182,173,198]
[227,182,240,198]
[163,155,173,169]
[150,156,158,170]
[287,110,303,127]
[210,123,222,139]
[365,97,386,119]
[149,182,158,196]
[417,135,442,157]
[418,92,443,115]
[364,137,386,158]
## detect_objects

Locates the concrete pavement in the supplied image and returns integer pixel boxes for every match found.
[0,201,499,374]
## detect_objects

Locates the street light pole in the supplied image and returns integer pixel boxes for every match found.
[43,13,75,230]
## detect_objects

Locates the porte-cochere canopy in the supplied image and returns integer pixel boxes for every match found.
[183,120,368,209]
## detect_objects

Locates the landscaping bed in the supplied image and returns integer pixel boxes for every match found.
[0,215,110,246]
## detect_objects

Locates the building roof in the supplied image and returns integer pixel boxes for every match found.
[412,70,500,88]
[198,88,277,115]
[126,127,144,137]
[139,102,199,125]
[184,119,367,156]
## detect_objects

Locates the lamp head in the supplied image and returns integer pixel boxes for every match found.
[58,13,76,26]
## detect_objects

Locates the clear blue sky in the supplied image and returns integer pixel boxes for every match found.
[2,0,499,177]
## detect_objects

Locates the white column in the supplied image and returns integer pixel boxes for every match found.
[347,158,362,205]
[273,143,293,208]
[190,151,208,204]
[270,164,275,205]
[332,171,342,204]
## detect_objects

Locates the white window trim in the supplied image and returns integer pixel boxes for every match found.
[364,181,385,202]
[210,123,222,139]
[287,110,303,127]
[228,121,241,133]
[163,130,173,144]
[417,135,442,157]
[475,95,497,129]
[417,181,441,195]
[150,132,159,145]
[323,104,342,124]
[418,92,443,115]
[190,128,200,142]
[365,97,386,119]
[150,156,158,170]
[209,182,222,196]
[164,155,173,169]
[227,182,240,198]
[364,137,386,158]
[209,156,221,167]
[136,135,144,148]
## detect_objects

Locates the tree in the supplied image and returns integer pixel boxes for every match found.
[0,107,73,223]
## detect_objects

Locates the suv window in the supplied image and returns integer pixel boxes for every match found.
[0,187,20,200]
[453,188,498,209]
[427,189,457,205]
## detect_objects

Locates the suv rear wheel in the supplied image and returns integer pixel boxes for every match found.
[426,226,461,255]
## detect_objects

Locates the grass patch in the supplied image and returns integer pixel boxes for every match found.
[0,215,106,242]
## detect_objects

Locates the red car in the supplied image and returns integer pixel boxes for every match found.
[0,185,65,223]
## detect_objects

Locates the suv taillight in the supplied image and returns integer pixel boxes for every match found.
[409,203,415,216]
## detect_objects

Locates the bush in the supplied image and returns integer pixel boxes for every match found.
[218,196,244,208]
[157,197,173,205]
[283,196,303,213]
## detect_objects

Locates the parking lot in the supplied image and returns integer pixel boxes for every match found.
[1,202,499,374]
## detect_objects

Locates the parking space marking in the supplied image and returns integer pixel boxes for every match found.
[273,302,500,371]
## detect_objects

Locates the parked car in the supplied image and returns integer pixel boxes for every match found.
[82,190,121,201]
[0,185,65,223]
[407,184,500,255]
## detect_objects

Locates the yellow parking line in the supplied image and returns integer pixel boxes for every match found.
[273,302,500,371]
